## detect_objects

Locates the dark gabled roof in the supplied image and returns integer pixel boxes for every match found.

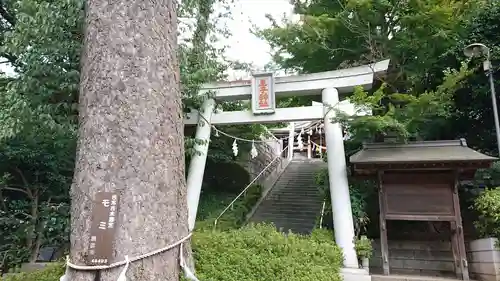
[350,139,497,165]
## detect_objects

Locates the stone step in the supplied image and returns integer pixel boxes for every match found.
[257,198,321,204]
[251,213,319,222]
[280,170,318,173]
[258,199,321,205]
[263,195,321,200]
[274,177,316,180]
[251,217,316,225]
[271,187,318,191]
[272,183,316,186]
[271,185,317,190]
[273,186,318,190]
[276,178,316,181]
[270,189,319,193]
[253,205,320,213]
[371,275,467,281]
[251,211,318,221]
[257,204,321,212]
[267,187,318,192]
[251,207,315,214]
[265,189,320,194]
[251,214,316,223]
[248,160,325,234]
[274,183,316,186]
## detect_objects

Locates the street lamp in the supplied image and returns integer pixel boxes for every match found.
[464,43,500,155]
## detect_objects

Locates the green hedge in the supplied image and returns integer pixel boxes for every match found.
[5,225,343,281]
[194,224,343,281]
[2,263,65,281]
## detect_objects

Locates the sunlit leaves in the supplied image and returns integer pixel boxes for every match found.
[334,63,473,142]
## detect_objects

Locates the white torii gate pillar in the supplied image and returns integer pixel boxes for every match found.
[322,87,359,269]
[186,98,215,231]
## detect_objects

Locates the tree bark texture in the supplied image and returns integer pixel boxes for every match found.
[68,1,187,281]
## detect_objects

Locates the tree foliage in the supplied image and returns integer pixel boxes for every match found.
[0,0,81,269]
[258,0,492,145]
[438,0,500,153]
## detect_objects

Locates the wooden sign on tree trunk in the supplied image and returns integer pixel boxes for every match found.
[87,192,120,265]
[67,0,189,280]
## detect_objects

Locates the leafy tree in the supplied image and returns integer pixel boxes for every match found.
[0,0,81,270]
[258,0,483,143]
[260,0,479,88]
[336,65,472,143]
[433,1,500,154]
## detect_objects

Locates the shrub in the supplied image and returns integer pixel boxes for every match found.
[5,225,344,281]
[354,236,373,260]
[196,184,262,231]
[309,228,335,244]
[2,263,64,281]
[193,224,343,281]
[473,187,500,240]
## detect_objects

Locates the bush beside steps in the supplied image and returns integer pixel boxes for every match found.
[3,224,343,281]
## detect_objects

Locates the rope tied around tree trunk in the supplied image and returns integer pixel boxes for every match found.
[59,232,199,281]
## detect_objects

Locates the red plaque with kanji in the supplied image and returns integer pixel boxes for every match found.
[252,72,275,114]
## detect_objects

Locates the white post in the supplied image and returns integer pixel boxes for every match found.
[288,122,295,159]
[322,87,359,269]
[186,98,216,231]
[307,135,312,159]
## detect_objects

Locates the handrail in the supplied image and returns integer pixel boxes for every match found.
[214,145,290,229]
[319,200,326,229]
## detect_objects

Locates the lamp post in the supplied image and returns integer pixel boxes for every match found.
[464,43,500,155]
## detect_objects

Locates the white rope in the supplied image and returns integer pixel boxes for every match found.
[61,233,198,281]
[116,256,130,281]
[196,101,340,144]
[179,242,200,281]
[205,116,323,143]
[310,140,327,150]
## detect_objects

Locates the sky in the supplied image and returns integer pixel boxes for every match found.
[0,0,293,78]
[223,0,293,69]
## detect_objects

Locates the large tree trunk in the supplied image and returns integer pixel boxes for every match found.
[68,1,187,281]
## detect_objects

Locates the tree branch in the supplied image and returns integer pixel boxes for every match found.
[0,1,16,26]
[0,53,19,66]
[12,166,33,198]
[0,190,6,210]
[1,186,31,197]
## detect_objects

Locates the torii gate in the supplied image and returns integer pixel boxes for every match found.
[184,60,390,273]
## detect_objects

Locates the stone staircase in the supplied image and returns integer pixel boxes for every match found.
[249,159,326,234]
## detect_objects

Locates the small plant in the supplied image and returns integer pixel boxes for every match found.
[473,187,500,243]
[354,235,373,260]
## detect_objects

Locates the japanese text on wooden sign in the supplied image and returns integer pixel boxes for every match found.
[251,72,275,115]
[87,192,120,265]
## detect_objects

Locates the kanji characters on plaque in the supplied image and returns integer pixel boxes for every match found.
[258,79,269,108]
[251,73,275,115]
